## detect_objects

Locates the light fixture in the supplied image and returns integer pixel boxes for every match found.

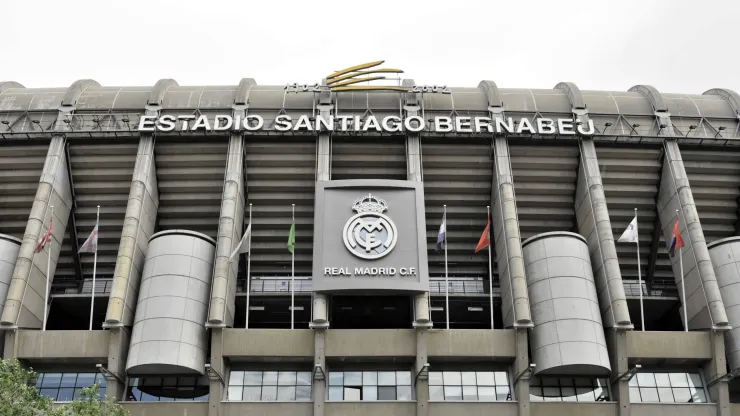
[430,307,443,312]
[249,306,265,311]
[514,363,536,384]
[95,364,123,384]
[415,363,430,384]
[289,306,304,311]
[312,364,326,381]
[612,364,641,383]
[467,306,483,312]
[204,364,225,386]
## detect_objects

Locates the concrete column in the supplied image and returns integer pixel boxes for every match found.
[313,329,326,416]
[705,330,730,416]
[492,137,532,328]
[415,329,429,416]
[606,330,630,416]
[0,135,73,329]
[106,327,130,401]
[208,328,226,416]
[207,135,245,327]
[658,140,729,329]
[575,138,632,329]
[0,235,21,356]
[513,328,530,416]
[104,136,158,327]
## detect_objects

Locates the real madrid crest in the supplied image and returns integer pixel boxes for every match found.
[343,194,398,260]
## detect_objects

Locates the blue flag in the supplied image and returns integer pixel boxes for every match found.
[436,213,446,252]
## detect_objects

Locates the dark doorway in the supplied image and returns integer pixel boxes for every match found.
[331,295,411,329]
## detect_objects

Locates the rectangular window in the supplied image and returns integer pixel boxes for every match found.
[226,370,311,402]
[35,372,107,402]
[628,371,707,403]
[328,370,413,401]
[126,376,209,402]
[530,377,610,402]
[428,370,511,401]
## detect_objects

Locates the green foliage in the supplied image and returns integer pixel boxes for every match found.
[50,383,128,416]
[0,359,129,416]
[0,358,52,416]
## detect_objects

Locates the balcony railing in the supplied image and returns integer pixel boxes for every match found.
[51,278,114,296]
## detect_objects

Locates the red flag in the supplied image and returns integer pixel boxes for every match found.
[35,217,53,254]
[475,214,491,253]
[669,219,685,258]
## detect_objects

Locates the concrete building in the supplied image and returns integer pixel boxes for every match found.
[1,69,740,416]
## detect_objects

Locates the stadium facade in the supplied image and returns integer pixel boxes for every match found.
[1,62,740,416]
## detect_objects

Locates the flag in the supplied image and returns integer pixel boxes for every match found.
[78,223,99,253]
[618,216,639,243]
[228,223,251,262]
[35,217,53,253]
[475,214,491,253]
[436,213,446,252]
[669,219,685,258]
[287,223,295,254]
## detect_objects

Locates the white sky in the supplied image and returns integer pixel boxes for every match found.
[3,0,738,94]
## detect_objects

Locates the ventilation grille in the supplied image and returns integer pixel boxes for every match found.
[155,139,228,240]
[0,144,47,239]
[331,137,406,180]
[422,138,493,277]
[510,143,579,240]
[246,139,316,276]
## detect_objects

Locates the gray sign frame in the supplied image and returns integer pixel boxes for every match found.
[312,180,429,293]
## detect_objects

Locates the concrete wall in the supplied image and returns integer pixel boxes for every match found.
[426,329,516,358]
[106,135,159,327]
[220,402,312,416]
[14,329,109,360]
[1,136,73,329]
[126,230,214,375]
[530,402,618,416]
[626,331,712,361]
[0,234,21,356]
[325,402,416,416]
[630,403,716,416]
[522,232,610,375]
[706,236,740,370]
[429,402,517,416]
[222,329,314,357]
[325,329,415,358]
[121,402,208,416]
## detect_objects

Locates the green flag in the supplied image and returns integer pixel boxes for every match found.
[288,223,295,254]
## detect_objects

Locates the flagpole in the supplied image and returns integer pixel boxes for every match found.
[245,203,253,329]
[291,203,295,330]
[444,205,449,330]
[487,206,494,330]
[89,205,100,331]
[678,209,687,332]
[43,205,53,331]
[634,208,644,331]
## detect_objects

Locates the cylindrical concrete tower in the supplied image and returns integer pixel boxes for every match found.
[0,234,21,356]
[707,237,740,371]
[522,232,611,376]
[126,230,215,375]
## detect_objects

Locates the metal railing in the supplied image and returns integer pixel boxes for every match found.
[623,281,678,298]
[50,278,114,295]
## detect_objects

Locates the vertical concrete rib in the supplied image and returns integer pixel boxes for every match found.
[207,78,252,327]
[403,79,432,329]
[557,82,631,328]
[479,80,532,328]
[629,84,730,330]
[104,79,174,327]
[0,79,97,328]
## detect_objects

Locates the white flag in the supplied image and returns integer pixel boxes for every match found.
[618,216,638,243]
[78,223,99,253]
[228,223,252,262]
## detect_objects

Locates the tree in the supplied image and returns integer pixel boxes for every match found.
[50,383,128,416]
[0,359,129,416]
[0,358,52,416]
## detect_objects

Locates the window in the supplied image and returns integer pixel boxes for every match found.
[126,376,209,402]
[36,372,106,402]
[428,371,511,401]
[328,371,413,401]
[530,377,610,402]
[629,372,707,403]
[227,371,312,401]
